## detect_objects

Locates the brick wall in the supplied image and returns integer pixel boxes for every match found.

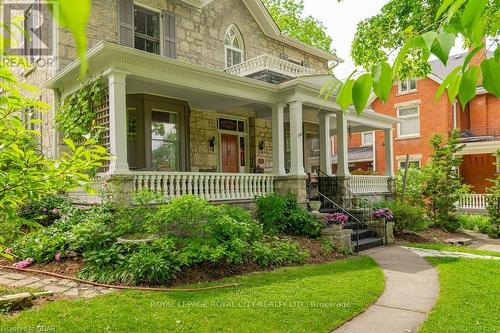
[371,78,452,175]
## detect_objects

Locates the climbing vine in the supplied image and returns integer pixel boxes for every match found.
[56,78,106,141]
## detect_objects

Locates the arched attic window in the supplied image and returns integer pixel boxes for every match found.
[224,25,244,67]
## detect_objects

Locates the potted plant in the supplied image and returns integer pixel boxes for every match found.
[372,208,393,222]
[309,200,322,213]
[325,212,349,230]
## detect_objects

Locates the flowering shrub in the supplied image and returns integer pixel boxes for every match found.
[326,213,349,226]
[372,208,394,221]
[14,258,34,269]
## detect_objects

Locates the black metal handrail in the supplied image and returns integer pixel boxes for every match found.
[315,169,388,246]
[306,182,361,254]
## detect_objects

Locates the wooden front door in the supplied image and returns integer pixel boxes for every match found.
[221,134,239,173]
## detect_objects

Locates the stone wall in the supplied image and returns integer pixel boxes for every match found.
[56,0,329,72]
[189,110,219,172]
[249,118,273,173]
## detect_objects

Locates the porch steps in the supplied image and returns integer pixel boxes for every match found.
[320,208,384,251]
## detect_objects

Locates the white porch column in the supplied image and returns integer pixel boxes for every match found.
[384,127,395,177]
[335,110,350,176]
[319,112,332,175]
[106,69,129,174]
[272,103,286,175]
[288,101,305,176]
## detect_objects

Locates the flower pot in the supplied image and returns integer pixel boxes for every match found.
[331,224,343,231]
[309,200,322,213]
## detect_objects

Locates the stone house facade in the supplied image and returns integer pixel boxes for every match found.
[16,0,397,204]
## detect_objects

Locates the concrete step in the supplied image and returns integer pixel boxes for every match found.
[350,229,376,241]
[353,237,384,251]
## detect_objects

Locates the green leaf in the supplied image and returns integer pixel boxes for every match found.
[372,62,392,103]
[461,0,488,33]
[494,48,500,63]
[415,31,438,53]
[352,74,373,115]
[392,40,412,78]
[337,79,355,111]
[481,58,500,98]
[51,0,92,76]
[436,66,461,100]
[435,0,454,21]
[447,73,462,102]
[458,66,480,109]
[445,0,466,23]
[431,31,456,65]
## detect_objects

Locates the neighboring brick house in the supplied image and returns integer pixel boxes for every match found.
[12,0,398,204]
[347,51,499,195]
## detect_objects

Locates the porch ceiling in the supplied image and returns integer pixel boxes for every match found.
[45,41,397,128]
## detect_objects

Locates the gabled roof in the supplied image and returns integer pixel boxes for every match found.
[428,51,492,83]
[181,0,342,62]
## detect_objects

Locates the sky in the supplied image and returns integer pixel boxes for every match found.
[302,0,465,79]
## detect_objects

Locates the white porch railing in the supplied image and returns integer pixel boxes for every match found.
[349,176,390,194]
[458,194,491,211]
[133,172,275,201]
[224,54,324,78]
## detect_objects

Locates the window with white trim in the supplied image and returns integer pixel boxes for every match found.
[399,159,421,170]
[397,105,420,137]
[361,132,374,146]
[134,5,161,55]
[398,78,417,94]
[225,25,244,67]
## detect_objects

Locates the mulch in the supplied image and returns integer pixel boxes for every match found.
[395,227,470,244]
[1,237,346,288]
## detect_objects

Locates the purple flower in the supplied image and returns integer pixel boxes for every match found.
[326,213,349,226]
[14,258,34,269]
[373,208,393,221]
[54,252,62,262]
[51,208,59,215]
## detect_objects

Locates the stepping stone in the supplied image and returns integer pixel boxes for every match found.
[0,277,15,285]
[81,290,99,298]
[8,277,40,287]
[25,281,46,289]
[3,273,26,280]
[0,292,33,311]
[444,238,473,245]
[63,288,79,297]
[43,285,70,293]
[40,278,60,284]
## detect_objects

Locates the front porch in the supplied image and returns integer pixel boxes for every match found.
[48,41,397,204]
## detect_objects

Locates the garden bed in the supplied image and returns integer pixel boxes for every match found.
[395,227,470,244]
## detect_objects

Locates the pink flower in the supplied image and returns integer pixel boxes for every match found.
[54,252,62,262]
[51,208,59,215]
[4,248,12,254]
[14,258,34,269]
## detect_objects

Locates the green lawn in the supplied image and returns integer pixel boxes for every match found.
[1,257,384,333]
[407,242,500,257]
[419,258,500,333]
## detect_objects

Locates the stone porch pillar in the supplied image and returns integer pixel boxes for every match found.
[384,127,395,177]
[319,113,332,175]
[272,103,286,176]
[106,69,129,174]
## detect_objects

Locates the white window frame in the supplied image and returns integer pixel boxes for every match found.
[224,25,244,68]
[398,78,417,94]
[133,3,163,56]
[397,105,420,138]
[361,131,374,146]
[398,159,421,170]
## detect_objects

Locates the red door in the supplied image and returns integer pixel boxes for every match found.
[221,134,239,173]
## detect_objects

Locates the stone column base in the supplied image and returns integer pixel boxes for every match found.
[366,220,395,245]
[104,174,135,205]
[273,175,308,204]
[321,228,352,250]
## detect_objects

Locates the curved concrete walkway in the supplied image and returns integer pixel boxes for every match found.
[333,246,439,333]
